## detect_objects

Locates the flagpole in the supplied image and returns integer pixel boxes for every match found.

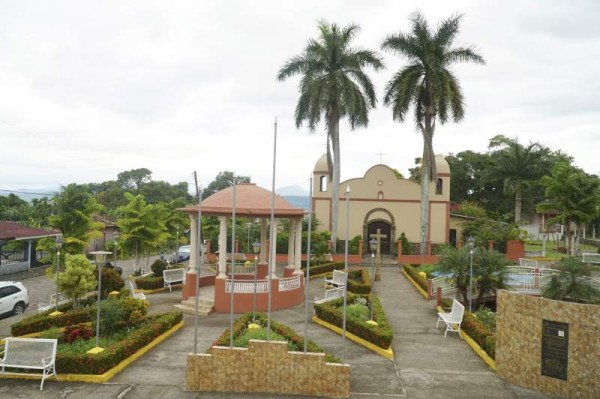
[267,117,277,341]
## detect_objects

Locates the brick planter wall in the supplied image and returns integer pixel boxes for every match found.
[187,340,350,398]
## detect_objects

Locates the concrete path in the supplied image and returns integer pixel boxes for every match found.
[0,264,560,398]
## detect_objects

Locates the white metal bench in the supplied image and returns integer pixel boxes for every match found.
[37,293,69,312]
[519,258,539,268]
[582,252,600,265]
[314,287,344,304]
[324,269,347,289]
[0,337,58,390]
[436,299,465,338]
[163,268,185,292]
[129,281,147,301]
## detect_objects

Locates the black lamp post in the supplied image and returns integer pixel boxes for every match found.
[90,250,111,352]
[54,235,63,313]
[252,240,260,321]
[467,235,475,312]
[369,238,377,321]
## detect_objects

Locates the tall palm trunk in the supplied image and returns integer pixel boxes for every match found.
[514,185,522,223]
[419,110,435,256]
[329,112,341,253]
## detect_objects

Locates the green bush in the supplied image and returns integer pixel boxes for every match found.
[399,232,410,255]
[97,267,124,298]
[403,264,429,293]
[11,306,96,336]
[301,261,345,277]
[461,312,495,359]
[150,259,169,277]
[134,275,164,290]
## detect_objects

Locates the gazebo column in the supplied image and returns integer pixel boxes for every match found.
[257,218,268,279]
[217,216,227,278]
[182,213,198,301]
[294,218,302,275]
[285,219,295,276]
[269,220,278,279]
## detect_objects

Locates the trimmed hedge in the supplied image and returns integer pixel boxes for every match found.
[302,261,345,277]
[55,311,183,374]
[134,275,164,290]
[461,312,496,359]
[403,264,428,293]
[346,268,371,294]
[212,312,339,363]
[314,293,393,349]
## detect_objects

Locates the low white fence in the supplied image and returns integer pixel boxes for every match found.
[225,279,269,293]
[279,275,302,291]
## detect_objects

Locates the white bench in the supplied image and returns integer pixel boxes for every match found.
[129,281,147,301]
[436,299,465,338]
[582,252,600,265]
[163,268,185,292]
[324,269,348,289]
[0,337,58,390]
[37,293,69,313]
[519,258,539,268]
[314,287,344,304]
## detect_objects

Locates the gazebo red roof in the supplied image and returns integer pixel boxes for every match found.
[0,221,60,240]
[179,183,305,218]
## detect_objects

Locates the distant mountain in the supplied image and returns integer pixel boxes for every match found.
[276,185,309,196]
[283,195,310,211]
[0,188,58,202]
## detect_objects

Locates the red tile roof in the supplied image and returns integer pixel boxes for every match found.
[0,221,60,240]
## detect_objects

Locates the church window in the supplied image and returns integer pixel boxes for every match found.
[436,178,443,195]
[320,176,328,192]
[378,191,384,200]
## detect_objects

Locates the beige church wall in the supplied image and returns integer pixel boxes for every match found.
[430,203,449,243]
[496,291,600,398]
[314,199,331,232]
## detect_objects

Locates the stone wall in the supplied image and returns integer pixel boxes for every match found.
[187,340,350,398]
[496,290,600,398]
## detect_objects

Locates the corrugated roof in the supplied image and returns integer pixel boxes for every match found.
[0,221,60,240]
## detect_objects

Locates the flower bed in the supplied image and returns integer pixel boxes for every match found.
[314,293,392,349]
[212,312,340,363]
[461,312,496,359]
[403,264,428,293]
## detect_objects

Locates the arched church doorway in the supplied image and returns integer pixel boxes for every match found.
[367,221,392,254]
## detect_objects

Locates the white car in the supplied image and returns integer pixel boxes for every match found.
[0,281,29,317]
[171,245,191,263]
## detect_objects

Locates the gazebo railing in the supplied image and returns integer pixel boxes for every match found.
[279,275,302,291]
[225,279,269,293]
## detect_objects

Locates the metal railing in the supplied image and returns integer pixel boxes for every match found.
[225,279,269,293]
[279,275,302,291]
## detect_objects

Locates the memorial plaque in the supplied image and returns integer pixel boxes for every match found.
[541,320,569,381]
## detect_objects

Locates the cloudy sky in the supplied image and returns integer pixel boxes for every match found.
[1,0,599,195]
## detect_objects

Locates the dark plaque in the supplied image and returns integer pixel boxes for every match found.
[541,320,569,381]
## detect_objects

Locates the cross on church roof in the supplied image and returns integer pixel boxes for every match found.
[375,151,388,164]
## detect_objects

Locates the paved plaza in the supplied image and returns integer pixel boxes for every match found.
[0,261,560,398]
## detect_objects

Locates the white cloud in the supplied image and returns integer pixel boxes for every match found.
[1,0,599,194]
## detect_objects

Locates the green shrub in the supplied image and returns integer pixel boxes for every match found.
[301,261,345,277]
[134,275,164,290]
[97,267,124,298]
[461,312,495,359]
[62,323,94,343]
[403,264,429,293]
[399,232,410,255]
[11,306,96,336]
[150,259,169,277]
[234,328,294,351]
[96,298,126,336]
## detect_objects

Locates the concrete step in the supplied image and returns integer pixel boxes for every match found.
[181,298,214,308]
[174,302,213,316]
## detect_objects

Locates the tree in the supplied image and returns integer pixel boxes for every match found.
[543,256,600,303]
[436,246,472,303]
[0,193,29,222]
[537,162,600,255]
[277,21,383,252]
[117,193,169,271]
[202,171,250,200]
[50,184,104,255]
[487,135,549,223]
[473,248,510,304]
[58,254,97,308]
[381,11,484,254]
[117,168,152,190]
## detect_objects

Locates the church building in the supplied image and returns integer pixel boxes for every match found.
[311,154,452,254]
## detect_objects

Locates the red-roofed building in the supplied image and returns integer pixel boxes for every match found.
[0,221,60,275]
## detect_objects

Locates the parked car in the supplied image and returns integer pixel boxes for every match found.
[0,281,29,317]
[171,245,191,263]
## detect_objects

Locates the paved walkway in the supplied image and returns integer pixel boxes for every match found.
[0,265,559,398]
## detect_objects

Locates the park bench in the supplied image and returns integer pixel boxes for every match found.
[163,268,185,292]
[582,252,600,265]
[436,299,465,338]
[324,269,348,289]
[314,286,344,304]
[37,293,69,313]
[128,281,147,301]
[0,337,58,390]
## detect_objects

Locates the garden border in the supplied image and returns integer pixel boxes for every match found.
[0,321,184,384]
[401,269,429,299]
[312,316,394,359]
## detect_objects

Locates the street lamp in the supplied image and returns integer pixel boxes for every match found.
[54,235,63,313]
[252,240,260,321]
[89,250,111,353]
[466,235,475,313]
[175,223,180,264]
[369,238,377,321]
[113,233,119,268]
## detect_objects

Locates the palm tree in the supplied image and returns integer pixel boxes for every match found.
[488,135,549,223]
[381,12,484,254]
[277,21,384,252]
[473,248,510,304]
[543,256,600,303]
[436,246,472,304]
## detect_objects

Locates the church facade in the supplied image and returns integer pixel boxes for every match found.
[312,154,452,254]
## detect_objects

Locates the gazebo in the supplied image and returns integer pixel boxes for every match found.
[178,183,306,313]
